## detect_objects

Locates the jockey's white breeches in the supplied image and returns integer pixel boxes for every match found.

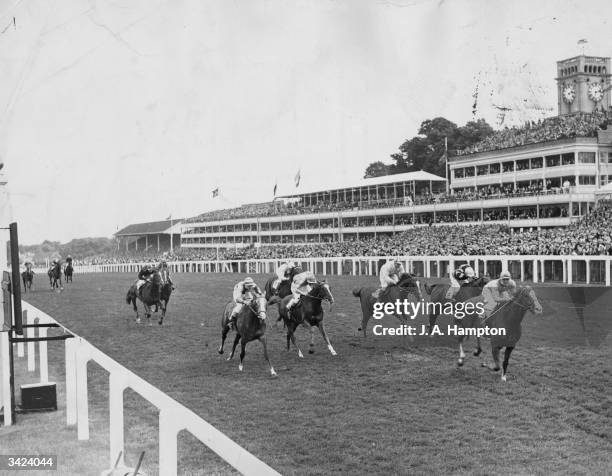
[379,275,398,289]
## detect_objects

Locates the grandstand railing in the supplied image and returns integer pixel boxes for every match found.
[6,301,280,476]
[40,255,612,286]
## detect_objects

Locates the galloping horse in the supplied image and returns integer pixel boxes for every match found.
[218,295,276,376]
[352,273,422,337]
[64,263,73,283]
[47,262,62,290]
[481,286,542,381]
[272,281,336,357]
[157,282,173,325]
[21,263,34,292]
[424,276,489,366]
[126,271,162,325]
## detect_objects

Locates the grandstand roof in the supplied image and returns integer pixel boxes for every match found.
[115,219,182,236]
[277,170,445,198]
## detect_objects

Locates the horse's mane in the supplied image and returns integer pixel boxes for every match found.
[397,273,418,288]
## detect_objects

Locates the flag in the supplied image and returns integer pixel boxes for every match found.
[294,169,301,188]
[273,182,278,196]
[577,39,588,45]
[212,188,219,198]
[165,214,172,220]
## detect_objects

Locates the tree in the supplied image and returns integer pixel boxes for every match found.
[363,161,390,178]
[363,116,495,179]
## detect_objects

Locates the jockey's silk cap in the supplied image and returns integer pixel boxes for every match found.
[463,266,475,277]
[243,277,255,286]
[500,270,511,279]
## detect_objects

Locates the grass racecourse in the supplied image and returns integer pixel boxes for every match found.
[4,272,612,475]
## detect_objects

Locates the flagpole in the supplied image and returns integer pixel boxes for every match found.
[444,136,449,194]
[170,214,173,253]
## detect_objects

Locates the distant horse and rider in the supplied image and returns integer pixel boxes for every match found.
[219,277,276,376]
[47,259,63,291]
[64,256,74,283]
[21,262,34,292]
[126,262,174,325]
[352,259,422,337]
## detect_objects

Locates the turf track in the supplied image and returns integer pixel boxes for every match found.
[21,273,612,475]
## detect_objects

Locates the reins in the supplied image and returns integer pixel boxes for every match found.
[481,288,532,324]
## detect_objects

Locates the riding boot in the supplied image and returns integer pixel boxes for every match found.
[372,288,382,299]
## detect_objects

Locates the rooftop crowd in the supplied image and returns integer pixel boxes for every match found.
[457,110,611,156]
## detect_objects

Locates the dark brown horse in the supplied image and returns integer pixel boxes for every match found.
[126,271,162,325]
[264,267,301,302]
[157,282,173,325]
[64,263,73,283]
[218,295,276,376]
[424,276,489,366]
[352,273,422,337]
[481,286,542,381]
[48,262,62,291]
[272,281,335,357]
[22,263,34,292]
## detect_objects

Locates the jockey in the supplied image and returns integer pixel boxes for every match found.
[286,269,317,320]
[272,260,298,291]
[481,270,517,320]
[66,255,73,266]
[157,259,174,289]
[228,277,263,328]
[136,264,156,291]
[372,259,405,299]
[445,264,476,300]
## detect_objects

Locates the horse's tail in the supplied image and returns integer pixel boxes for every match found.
[352,288,361,298]
[126,289,133,305]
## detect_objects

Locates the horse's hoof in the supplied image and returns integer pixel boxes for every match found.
[218,349,224,354]
[329,347,337,356]
[158,320,163,326]
[298,351,304,358]
[238,364,243,371]
[457,358,464,367]
[473,349,482,357]
[501,374,507,382]
[270,368,277,377]
[308,349,315,354]
[136,318,141,324]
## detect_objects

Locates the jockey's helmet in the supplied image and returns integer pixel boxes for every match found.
[499,270,512,282]
[463,266,475,278]
[286,260,295,268]
[306,275,317,284]
[160,260,167,267]
[243,277,256,288]
[294,265,303,274]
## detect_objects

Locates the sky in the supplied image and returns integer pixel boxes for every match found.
[1,0,612,244]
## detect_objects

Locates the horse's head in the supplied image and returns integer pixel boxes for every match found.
[514,286,543,315]
[311,281,334,305]
[471,275,490,288]
[249,296,268,321]
[150,270,162,286]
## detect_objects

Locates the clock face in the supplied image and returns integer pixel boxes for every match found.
[588,83,604,102]
[562,85,576,103]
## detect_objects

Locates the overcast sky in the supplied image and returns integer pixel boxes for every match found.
[1,0,611,244]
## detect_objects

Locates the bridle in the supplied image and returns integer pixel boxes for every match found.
[303,282,334,303]
[482,287,535,323]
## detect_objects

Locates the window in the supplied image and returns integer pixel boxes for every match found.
[489,163,500,174]
[546,154,560,167]
[516,159,530,171]
[465,167,475,177]
[502,161,514,172]
[562,153,575,165]
[477,165,488,176]
[579,175,596,185]
[530,157,543,168]
[578,152,596,164]
[454,168,465,179]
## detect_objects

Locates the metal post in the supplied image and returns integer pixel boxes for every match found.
[9,223,23,336]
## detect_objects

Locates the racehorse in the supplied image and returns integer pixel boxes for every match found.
[481,285,542,381]
[47,262,63,291]
[218,295,276,376]
[157,282,173,325]
[126,271,162,325]
[64,263,73,283]
[272,281,336,357]
[21,264,34,292]
[352,273,422,338]
[424,276,489,366]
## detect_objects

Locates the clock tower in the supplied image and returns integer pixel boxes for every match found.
[556,55,611,115]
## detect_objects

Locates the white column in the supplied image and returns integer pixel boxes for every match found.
[109,373,127,468]
[27,315,36,372]
[567,259,573,285]
[159,409,180,476]
[586,260,590,285]
[606,258,611,286]
[65,338,77,425]
[39,327,48,383]
[520,260,525,282]
[76,341,90,440]
[0,331,12,426]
